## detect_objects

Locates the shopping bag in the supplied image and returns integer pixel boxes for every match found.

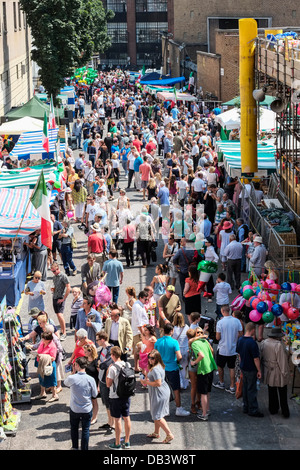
[235,372,243,399]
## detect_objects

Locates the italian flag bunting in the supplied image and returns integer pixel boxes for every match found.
[42,111,49,153]
[31,171,52,249]
[49,95,56,129]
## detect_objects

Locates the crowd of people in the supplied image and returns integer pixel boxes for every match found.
[20,69,292,450]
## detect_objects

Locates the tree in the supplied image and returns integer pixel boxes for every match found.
[20,0,114,103]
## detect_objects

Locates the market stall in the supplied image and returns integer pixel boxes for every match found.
[0,117,43,135]
[5,95,64,122]
[215,140,277,177]
[0,188,41,306]
[9,127,66,161]
[0,163,64,189]
[214,106,277,131]
[156,90,197,102]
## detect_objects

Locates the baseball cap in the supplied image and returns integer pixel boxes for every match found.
[167,285,175,292]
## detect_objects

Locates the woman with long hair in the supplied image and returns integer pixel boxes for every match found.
[183,264,201,324]
[71,179,87,223]
[140,350,174,444]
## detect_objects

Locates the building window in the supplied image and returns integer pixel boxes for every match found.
[13,2,17,31]
[3,2,7,33]
[107,23,128,43]
[136,0,167,12]
[136,22,168,43]
[107,0,126,13]
[18,2,21,29]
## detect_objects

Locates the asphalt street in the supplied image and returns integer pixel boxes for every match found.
[1,123,300,454]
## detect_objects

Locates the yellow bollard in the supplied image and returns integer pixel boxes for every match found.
[239,18,258,174]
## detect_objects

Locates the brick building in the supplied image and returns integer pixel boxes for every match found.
[100,0,174,69]
[162,2,300,100]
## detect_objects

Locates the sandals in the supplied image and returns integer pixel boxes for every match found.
[162,434,174,444]
[147,432,160,439]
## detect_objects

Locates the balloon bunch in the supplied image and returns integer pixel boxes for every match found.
[241,274,300,324]
[70,66,98,85]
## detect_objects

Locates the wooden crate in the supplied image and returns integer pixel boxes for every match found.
[278,230,299,259]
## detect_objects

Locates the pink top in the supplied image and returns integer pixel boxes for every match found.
[139,163,151,181]
[37,340,57,361]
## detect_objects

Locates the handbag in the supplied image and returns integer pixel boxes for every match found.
[235,372,243,399]
[71,235,78,249]
[44,364,53,376]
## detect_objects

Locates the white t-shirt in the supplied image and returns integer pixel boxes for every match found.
[86,203,100,222]
[191,177,206,192]
[107,360,126,399]
[216,315,243,356]
[213,282,232,305]
[131,300,148,337]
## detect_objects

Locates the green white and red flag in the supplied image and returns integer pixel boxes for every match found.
[42,111,49,153]
[31,171,52,249]
[49,95,56,129]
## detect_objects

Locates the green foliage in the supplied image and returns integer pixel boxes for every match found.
[20,0,114,102]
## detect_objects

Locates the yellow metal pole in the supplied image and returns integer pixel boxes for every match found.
[239,18,258,174]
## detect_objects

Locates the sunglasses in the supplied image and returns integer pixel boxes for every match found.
[51,268,59,273]
[148,356,155,360]
[34,276,41,279]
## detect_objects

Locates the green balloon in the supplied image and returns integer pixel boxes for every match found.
[242,280,252,288]
[197,260,218,273]
[243,288,254,300]
[262,311,274,323]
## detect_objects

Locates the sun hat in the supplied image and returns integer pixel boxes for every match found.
[223,221,233,230]
[91,223,101,232]
[28,307,40,317]
[267,327,284,339]
[255,236,263,244]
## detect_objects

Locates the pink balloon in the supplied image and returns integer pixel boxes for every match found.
[291,283,297,292]
[266,279,274,286]
[266,300,273,310]
[243,285,252,292]
[258,292,271,301]
[67,211,74,219]
[249,309,262,322]
[251,298,260,310]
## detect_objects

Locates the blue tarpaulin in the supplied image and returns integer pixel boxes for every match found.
[140,76,185,86]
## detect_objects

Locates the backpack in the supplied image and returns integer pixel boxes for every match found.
[113,362,136,399]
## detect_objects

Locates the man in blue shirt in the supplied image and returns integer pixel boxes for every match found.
[155,324,190,417]
[65,356,98,450]
[75,296,102,345]
[102,249,124,303]
[120,142,130,177]
[157,181,170,219]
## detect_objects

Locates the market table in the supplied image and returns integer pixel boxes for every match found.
[0,253,31,307]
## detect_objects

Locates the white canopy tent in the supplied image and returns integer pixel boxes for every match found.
[215,107,277,131]
[0,116,43,135]
[156,91,197,102]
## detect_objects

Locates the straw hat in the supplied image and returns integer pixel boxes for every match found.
[91,223,101,232]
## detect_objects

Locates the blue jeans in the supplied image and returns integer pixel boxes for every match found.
[109,286,119,303]
[241,369,259,415]
[70,409,92,450]
[75,135,81,148]
[61,244,76,275]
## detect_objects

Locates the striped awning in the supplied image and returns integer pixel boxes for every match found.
[10,127,66,158]
[215,140,277,177]
[0,188,40,238]
[0,164,59,189]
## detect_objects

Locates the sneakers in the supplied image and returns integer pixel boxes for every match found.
[60,334,67,341]
[212,381,225,390]
[197,413,209,421]
[108,442,122,450]
[225,387,236,395]
[175,407,190,417]
[122,442,131,449]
